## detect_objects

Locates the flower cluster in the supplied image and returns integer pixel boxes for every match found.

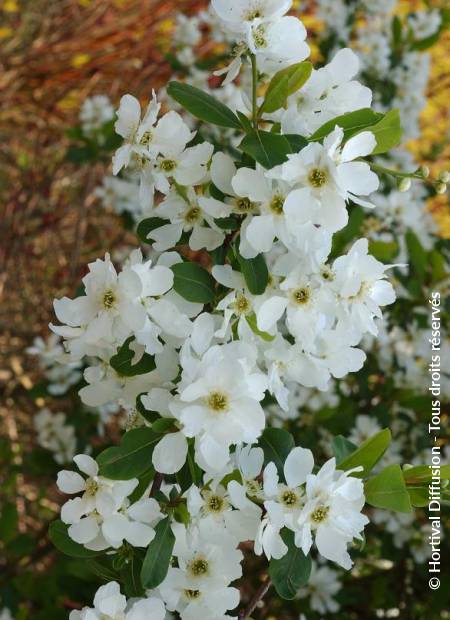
[43,1,450,618]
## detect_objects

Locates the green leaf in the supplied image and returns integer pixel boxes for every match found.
[259,428,295,477]
[97,428,161,479]
[171,262,216,303]
[110,337,156,377]
[368,109,402,155]
[49,521,101,558]
[338,429,391,478]
[137,217,167,245]
[238,252,269,295]
[368,240,399,263]
[167,82,241,129]
[310,108,383,143]
[245,312,275,342]
[141,517,175,589]
[365,464,413,513]
[407,485,429,508]
[405,229,427,283]
[239,130,294,169]
[269,529,312,600]
[332,436,358,465]
[121,554,145,597]
[403,464,450,485]
[259,62,312,114]
[284,134,308,152]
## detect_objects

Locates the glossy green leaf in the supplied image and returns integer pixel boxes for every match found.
[332,436,358,465]
[269,529,312,600]
[368,109,402,155]
[310,108,383,143]
[237,252,269,295]
[137,217,167,245]
[365,464,413,513]
[110,337,156,377]
[259,62,312,114]
[167,82,241,129]
[338,429,391,478]
[97,428,160,479]
[141,517,175,589]
[259,428,295,477]
[239,130,294,169]
[171,262,216,303]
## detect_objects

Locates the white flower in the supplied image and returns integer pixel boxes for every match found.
[186,479,261,544]
[332,238,397,335]
[51,252,176,359]
[148,186,230,253]
[171,343,267,471]
[255,447,314,559]
[269,127,379,233]
[57,455,162,550]
[212,0,309,81]
[34,409,76,464]
[112,93,195,205]
[299,563,341,614]
[297,458,369,569]
[349,415,382,446]
[80,95,115,135]
[70,582,166,620]
[159,524,242,620]
[281,49,372,136]
[231,165,292,258]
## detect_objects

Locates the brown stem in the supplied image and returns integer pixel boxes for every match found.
[239,576,272,620]
[150,472,164,497]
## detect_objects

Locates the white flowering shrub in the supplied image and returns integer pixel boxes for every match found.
[10,1,449,619]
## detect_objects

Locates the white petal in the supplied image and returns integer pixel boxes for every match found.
[115,94,141,139]
[57,471,85,494]
[210,152,236,195]
[337,162,380,196]
[152,432,188,474]
[340,131,376,162]
[68,516,99,544]
[257,296,288,332]
[74,454,98,477]
[284,447,314,488]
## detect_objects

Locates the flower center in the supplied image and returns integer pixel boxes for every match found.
[159,159,177,173]
[245,479,262,497]
[85,478,99,496]
[320,267,335,282]
[206,494,225,513]
[233,293,252,315]
[207,391,229,413]
[140,131,153,147]
[184,207,202,224]
[103,290,116,309]
[308,168,328,188]
[184,589,201,600]
[292,287,311,305]
[280,489,301,508]
[270,194,285,215]
[235,197,256,213]
[188,557,209,577]
[252,24,267,48]
[245,7,262,20]
[310,505,330,524]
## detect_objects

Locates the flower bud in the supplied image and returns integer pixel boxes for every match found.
[436,182,447,195]
[398,178,411,192]
[439,171,450,183]
[418,166,430,178]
